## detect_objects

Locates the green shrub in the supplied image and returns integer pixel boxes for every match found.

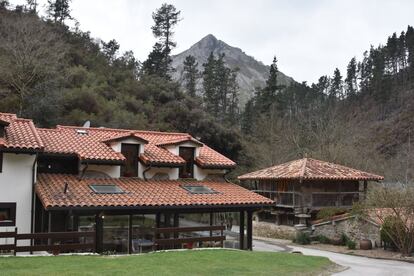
[316,207,348,220]
[294,232,311,245]
[346,240,356,250]
[340,233,350,246]
[317,235,331,244]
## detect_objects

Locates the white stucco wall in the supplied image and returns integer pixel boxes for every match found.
[194,167,226,181]
[0,153,35,246]
[144,167,179,180]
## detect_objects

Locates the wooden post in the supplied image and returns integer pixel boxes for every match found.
[13,227,17,256]
[95,214,103,253]
[48,211,52,245]
[209,212,214,237]
[239,211,245,250]
[155,213,161,250]
[363,180,368,200]
[128,214,133,254]
[246,210,253,250]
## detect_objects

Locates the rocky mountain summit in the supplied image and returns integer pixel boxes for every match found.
[171,34,294,106]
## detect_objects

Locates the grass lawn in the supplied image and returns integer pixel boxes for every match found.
[0,249,334,276]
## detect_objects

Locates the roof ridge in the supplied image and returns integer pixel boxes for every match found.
[57,124,190,136]
[28,120,44,148]
[299,158,307,181]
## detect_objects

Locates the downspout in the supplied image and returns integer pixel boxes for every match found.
[30,153,38,249]
[143,165,152,181]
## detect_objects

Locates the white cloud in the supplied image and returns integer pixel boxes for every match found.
[9,0,414,83]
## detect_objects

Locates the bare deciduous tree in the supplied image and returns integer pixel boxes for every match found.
[0,13,66,115]
[359,184,414,256]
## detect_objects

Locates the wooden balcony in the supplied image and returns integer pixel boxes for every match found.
[252,190,359,209]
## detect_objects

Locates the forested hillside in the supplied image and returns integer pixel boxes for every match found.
[1,1,414,183]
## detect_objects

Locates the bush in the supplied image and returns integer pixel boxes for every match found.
[380,216,405,251]
[340,233,350,246]
[293,232,311,245]
[316,207,348,220]
[346,240,356,250]
[317,235,331,244]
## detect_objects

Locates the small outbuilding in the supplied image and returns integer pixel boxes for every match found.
[238,158,384,226]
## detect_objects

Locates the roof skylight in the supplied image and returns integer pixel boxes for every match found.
[89,184,123,194]
[182,185,216,194]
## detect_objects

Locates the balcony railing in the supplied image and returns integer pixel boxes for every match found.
[252,190,359,208]
[252,190,303,207]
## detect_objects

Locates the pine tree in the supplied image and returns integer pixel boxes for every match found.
[266,56,280,98]
[329,68,343,99]
[26,0,37,13]
[345,57,358,97]
[47,0,72,24]
[182,55,199,97]
[151,3,181,52]
[202,53,218,115]
[142,3,181,79]
[101,39,120,63]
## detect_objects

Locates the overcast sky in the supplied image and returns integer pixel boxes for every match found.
[10,0,414,83]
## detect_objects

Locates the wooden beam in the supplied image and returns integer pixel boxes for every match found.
[239,211,245,250]
[128,214,132,254]
[247,210,253,250]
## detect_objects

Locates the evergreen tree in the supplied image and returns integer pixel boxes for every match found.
[151,3,181,51]
[182,55,199,97]
[345,57,358,97]
[202,52,218,115]
[47,0,72,24]
[26,0,37,13]
[101,39,120,63]
[142,3,181,79]
[329,68,343,99]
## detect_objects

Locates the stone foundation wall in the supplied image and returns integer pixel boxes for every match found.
[253,221,297,240]
[312,216,380,247]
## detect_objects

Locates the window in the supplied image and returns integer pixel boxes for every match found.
[182,185,216,194]
[121,144,139,177]
[89,184,124,194]
[179,147,195,178]
[0,152,3,173]
[0,203,16,226]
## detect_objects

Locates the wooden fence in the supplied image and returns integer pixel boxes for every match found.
[154,225,226,248]
[0,228,95,255]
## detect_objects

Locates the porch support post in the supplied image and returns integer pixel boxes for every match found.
[239,210,245,250]
[363,180,368,200]
[155,213,161,250]
[95,213,103,253]
[210,212,214,237]
[246,210,253,250]
[47,211,52,245]
[128,214,132,254]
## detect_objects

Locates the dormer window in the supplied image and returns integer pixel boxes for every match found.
[121,143,139,177]
[179,147,195,178]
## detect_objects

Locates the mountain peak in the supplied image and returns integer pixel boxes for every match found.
[171,35,294,106]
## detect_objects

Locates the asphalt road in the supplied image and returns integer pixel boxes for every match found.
[253,239,414,275]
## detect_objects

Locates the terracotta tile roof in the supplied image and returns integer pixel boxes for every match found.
[196,146,236,169]
[0,113,44,152]
[37,128,125,162]
[238,158,383,181]
[0,112,235,168]
[40,125,234,168]
[36,174,273,209]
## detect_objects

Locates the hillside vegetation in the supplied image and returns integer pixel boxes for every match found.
[1,2,414,183]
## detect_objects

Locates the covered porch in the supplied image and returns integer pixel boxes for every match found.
[34,174,273,253]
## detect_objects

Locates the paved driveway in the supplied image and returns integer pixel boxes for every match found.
[253,239,414,275]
